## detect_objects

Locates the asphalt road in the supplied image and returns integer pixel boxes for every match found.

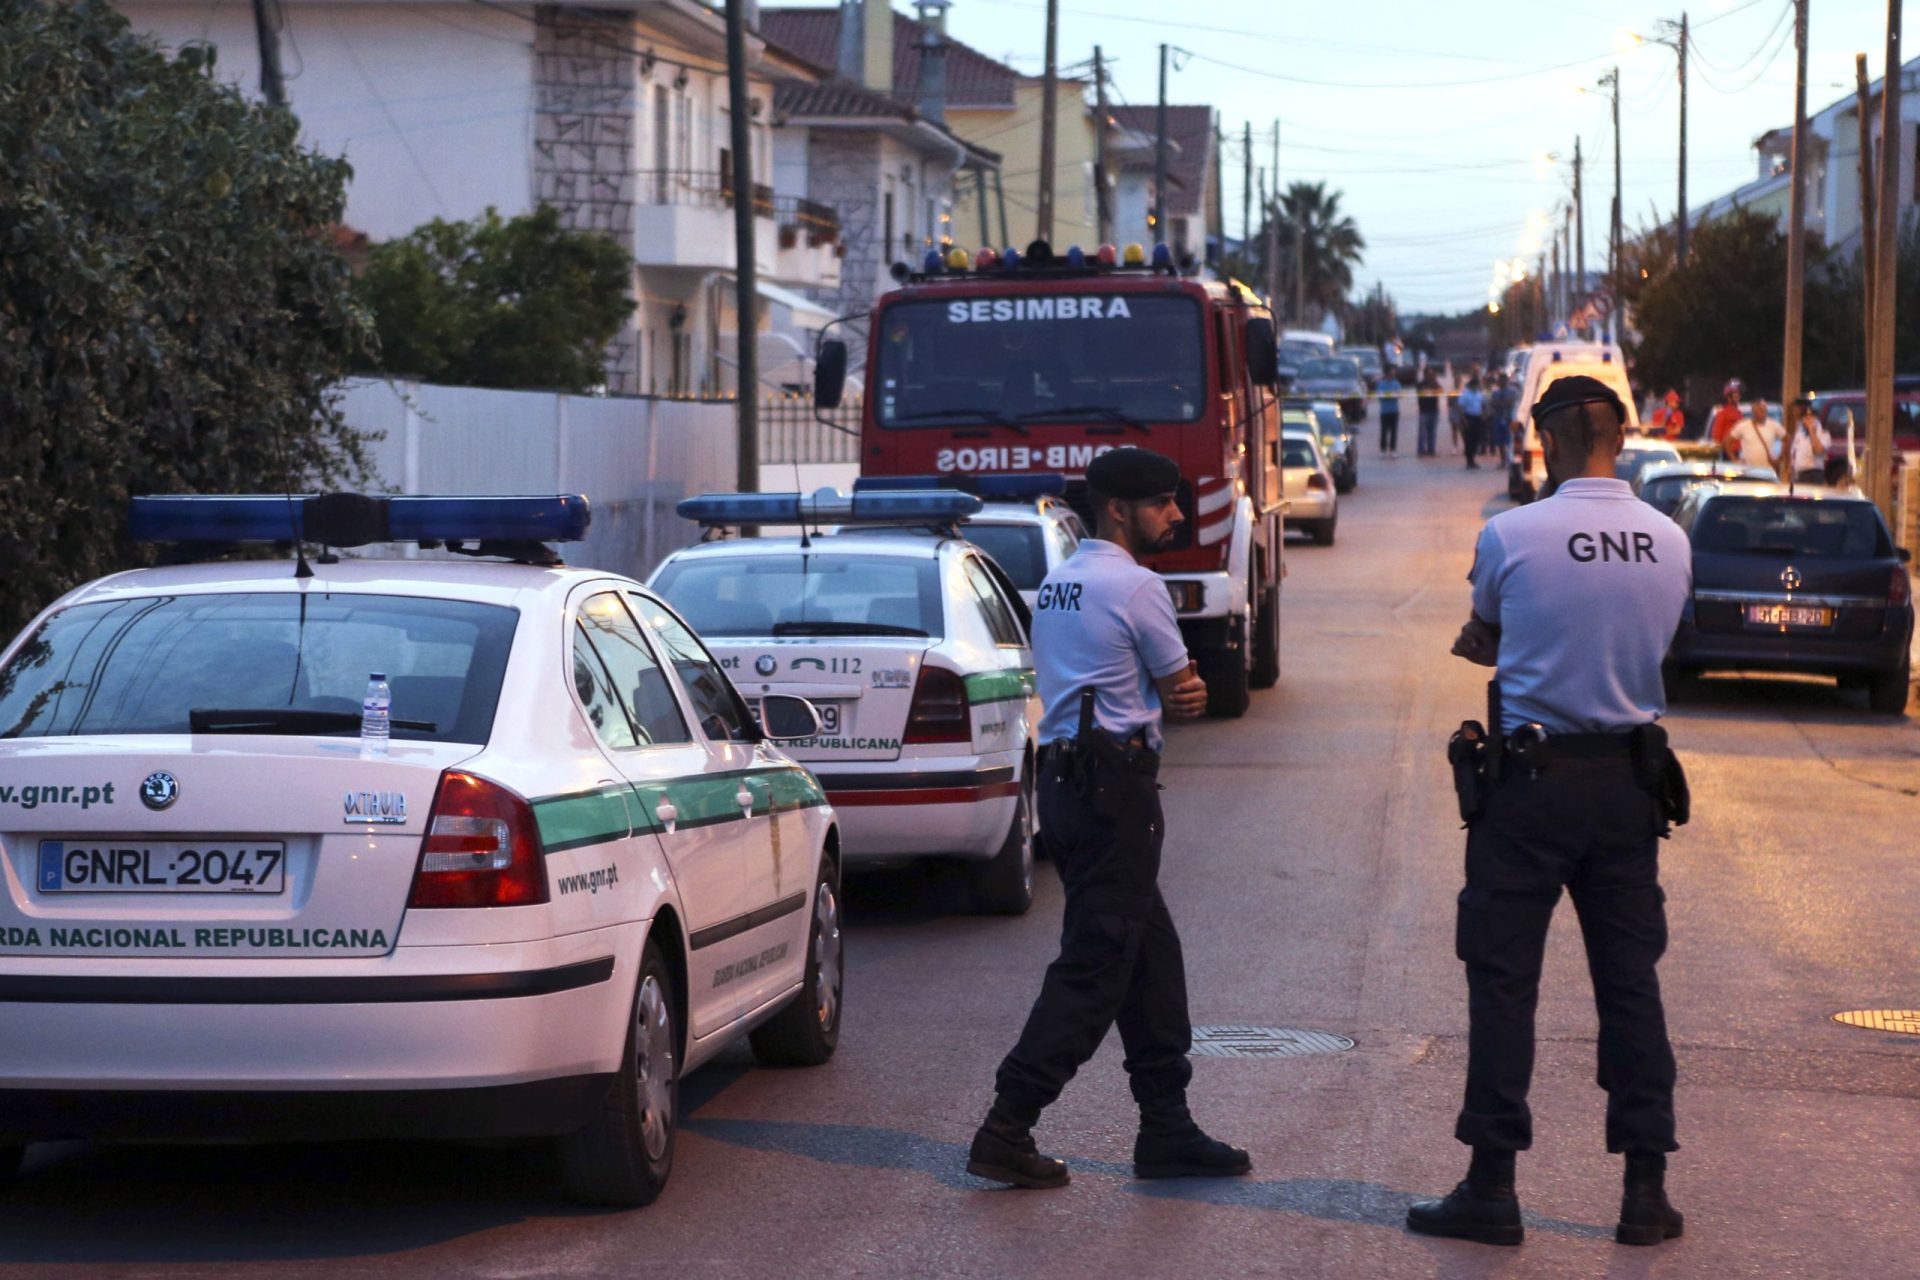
[6,426,1918,1278]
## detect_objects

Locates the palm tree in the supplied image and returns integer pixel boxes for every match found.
[1253,182,1366,325]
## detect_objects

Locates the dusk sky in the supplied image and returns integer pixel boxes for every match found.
[921,0,1898,315]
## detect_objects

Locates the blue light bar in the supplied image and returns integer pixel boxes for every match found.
[1151,242,1175,269]
[922,249,944,274]
[678,488,982,527]
[854,473,1067,500]
[1001,246,1022,270]
[129,493,591,545]
[1065,245,1086,267]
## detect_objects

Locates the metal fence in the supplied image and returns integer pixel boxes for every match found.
[633,168,774,218]
[760,395,860,464]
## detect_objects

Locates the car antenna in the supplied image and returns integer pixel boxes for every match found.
[269,419,313,579]
[793,458,813,549]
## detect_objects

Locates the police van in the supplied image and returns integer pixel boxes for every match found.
[1509,342,1641,501]
[650,489,1042,914]
[0,494,842,1206]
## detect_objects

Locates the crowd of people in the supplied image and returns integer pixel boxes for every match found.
[1375,362,1521,469]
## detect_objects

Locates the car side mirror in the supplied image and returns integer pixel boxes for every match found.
[1899,546,1912,564]
[757,693,822,741]
[1245,317,1279,386]
[814,339,848,409]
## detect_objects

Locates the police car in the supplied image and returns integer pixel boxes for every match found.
[0,494,843,1207]
[649,489,1042,915]
[855,474,1087,611]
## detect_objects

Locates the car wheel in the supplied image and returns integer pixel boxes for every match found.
[1311,518,1336,547]
[556,938,679,1207]
[0,1146,20,1184]
[970,773,1035,915]
[750,865,845,1063]
[1200,616,1252,718]
[1867,656,1912,715]
[1662,663,1697,704]
[1250,578,1281,690]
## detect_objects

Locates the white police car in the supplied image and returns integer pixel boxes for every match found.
[0,494,842,1207]
[853,476,1087,612]
[649,489,1042,914]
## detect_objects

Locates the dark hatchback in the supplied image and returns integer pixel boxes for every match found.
[1668,484,1913,713]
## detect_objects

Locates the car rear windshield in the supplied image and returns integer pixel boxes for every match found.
[873,294,1205,425]
[1283,439,1319,467]
[1693,498,1892,558]
[652,554,945,639]
[962,523,1047,590]
[0,593,517,742]
[1299,358,1357,379]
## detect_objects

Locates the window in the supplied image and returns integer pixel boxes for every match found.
[630,598,758,744]
[961,523,1047,590]
[1694,497,1890,559]
[883,190,895,262]
[963,556,1026,647]
[0,593,516,743]
[652,85,670,174]
[651,553,943,638]
[573,626,637,749]
[577,592,690,747]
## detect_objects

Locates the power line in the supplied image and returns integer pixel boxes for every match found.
[1181,44,1622,91]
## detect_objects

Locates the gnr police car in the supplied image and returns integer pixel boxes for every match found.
[650,489,1041,914]
[851,475,1087,613]
[0,494,842,1207]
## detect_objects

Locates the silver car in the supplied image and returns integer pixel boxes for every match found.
[1282,427,1338,545]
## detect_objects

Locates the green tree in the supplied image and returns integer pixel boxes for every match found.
[0,0,373,637]
[1342,282,1399,346]
[1627,210,1792,398]
[1247,182,1366,324]
[355,206,636,391]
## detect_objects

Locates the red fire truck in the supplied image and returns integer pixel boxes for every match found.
[814,241,1287,717]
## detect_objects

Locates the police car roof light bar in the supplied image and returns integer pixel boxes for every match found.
[852,473,1067,500]
[129,494,592,547]
[677,488,983,528]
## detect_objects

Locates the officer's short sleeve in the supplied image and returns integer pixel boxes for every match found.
[1468,522,1506,623]
[1127,578,1191,678]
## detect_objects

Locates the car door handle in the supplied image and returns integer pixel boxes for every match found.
[654,799,678,834]
[736,783,755,817]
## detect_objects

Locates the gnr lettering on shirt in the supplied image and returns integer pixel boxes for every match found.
[1568,531,1660,564]
[1036,581,1084,611]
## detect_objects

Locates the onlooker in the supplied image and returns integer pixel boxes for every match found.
[1417,369,1443,457]
[1488,373,1519,467]
[1458,377,1488,470]
[1785,399,1832,484]
[1650,390,1687,440]
[1708,381,1746,446]
[1723,398,1784,469]
[1378,370,1403,457]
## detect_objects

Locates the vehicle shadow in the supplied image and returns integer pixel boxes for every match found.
[0,1065,755,1266]
[1669,671,1906,726]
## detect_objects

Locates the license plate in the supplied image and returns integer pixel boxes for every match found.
[816,702,843,734]
[38,841,287,894]
[1746,604,1833,628]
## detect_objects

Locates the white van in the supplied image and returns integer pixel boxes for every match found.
[1507,343,1640,502]
[1281,328,1335,356]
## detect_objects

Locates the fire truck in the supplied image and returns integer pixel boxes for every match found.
[814,241,1287,717]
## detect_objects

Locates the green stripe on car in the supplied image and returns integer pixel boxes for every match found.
[965,668,1036,705]
[532,784,633,853]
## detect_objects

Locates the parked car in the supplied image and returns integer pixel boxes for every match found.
[1634,460,1777,517]
[1338,345,1385,390]
[1293,356,1369,425]
[954,495,1087,612]
[1277,340,1325,387]
[1667,483,1913,713]
[1281,426,1338,545]
[1808,387,1920,486]
[1614,437,1682,486]
[1287,398,1357,493]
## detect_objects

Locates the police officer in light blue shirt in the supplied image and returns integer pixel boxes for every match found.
[1409,375,1692,1249]
[968,447,1249,1190]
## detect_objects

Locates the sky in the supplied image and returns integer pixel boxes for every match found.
[918,0,1900,315]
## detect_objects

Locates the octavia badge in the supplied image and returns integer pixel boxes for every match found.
[755,655,778,676]
[1781,566,1803,591]
[140,771,178,810]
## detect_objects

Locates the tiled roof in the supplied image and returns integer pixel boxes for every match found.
[1110,105,1213,215]
[761,8,1019,107]
[772,79,1002,164]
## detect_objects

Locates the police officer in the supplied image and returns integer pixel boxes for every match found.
[966,447,1250,1189]
[1408,376,1692,1247]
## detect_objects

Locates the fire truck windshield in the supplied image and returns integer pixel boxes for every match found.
[874,294,1205,428]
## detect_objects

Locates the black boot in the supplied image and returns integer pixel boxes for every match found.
[1406,1148,1524,1246]
[1131,1102,1251,1179]
[966,1100,1069,1189]
[1616,1153,1684,1245]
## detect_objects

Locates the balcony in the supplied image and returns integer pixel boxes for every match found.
[773,195,842,290]
[631,169,776,274]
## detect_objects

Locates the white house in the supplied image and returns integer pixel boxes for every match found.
[115,0,843,397]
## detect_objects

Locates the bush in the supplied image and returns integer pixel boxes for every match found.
[354,205,636,392]
[0,0,373,637]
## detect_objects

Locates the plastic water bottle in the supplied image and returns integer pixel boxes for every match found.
[360,672,391,755]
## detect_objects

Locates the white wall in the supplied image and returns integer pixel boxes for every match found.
[121,1,537,239]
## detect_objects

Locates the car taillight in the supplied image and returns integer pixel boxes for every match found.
[1891,566,1911,608]
[408,770,548,908]
[1307,473,1330,491]
[903,664,971,744]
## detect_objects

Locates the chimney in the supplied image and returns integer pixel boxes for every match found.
[835,0,863,83]
[861,0,893,94]
[914,1,950,122]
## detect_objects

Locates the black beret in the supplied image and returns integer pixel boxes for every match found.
[1086,447,1181,499]
[1529,374,1626,425]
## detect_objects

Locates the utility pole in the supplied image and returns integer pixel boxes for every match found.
[1608,66,1622,318]
[723,0,758,494]
[1574,136,1586,299]
[1211,113,1224,270]
[1782,0,1810,423]
[1856,52,1876,388]
[1092,46,1112,244]
[1153,44,1169,240]
[1677,12,1690,263]
[250,0,287,106]
[1552,233,1563,325]
[1868,0,1902,523]
[1037,0,1059,241]
[1564,204,1575,320]
[1242,121,1253,270]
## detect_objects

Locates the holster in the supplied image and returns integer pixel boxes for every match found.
[1053,688,1159,820]
[1628,722,1691,835]
[1446,720,1491,823]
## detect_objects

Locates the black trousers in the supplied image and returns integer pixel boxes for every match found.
[994,750,1193,1122]
[1455,755,1677,1155]
[1462,414,1486,463]
[1380,412,1400,453]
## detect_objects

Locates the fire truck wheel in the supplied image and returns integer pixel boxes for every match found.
[1250,579,1281,690]
[1200,618,1252,718]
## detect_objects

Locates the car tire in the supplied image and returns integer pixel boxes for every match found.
[1311,518,1336,547]
[970,774,1035,915]
[1250,578,1281,689]
[1867,656,1912,715]
[1662,663,1697,704]
[750,865,845,1063]
[1200,616,1252,718]
[556,938,679,1207]
[0,1145,20,1184]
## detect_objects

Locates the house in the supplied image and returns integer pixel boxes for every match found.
[115,0,843,398]
[1110,105,1218,268]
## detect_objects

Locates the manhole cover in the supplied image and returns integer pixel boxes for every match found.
[1833,1009,1920,1035]
[1189,1026,1354,1058]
